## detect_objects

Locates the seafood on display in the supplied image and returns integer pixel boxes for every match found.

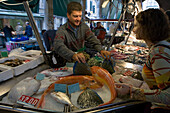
[77,88,104,108]
[91,66,117,106]
[37,75,103,108]
[51,91,78,110]
[40,67,73,77]
[1,58,30,67]
[8,77,40,103]
[36,77,53,94]
[37,66,116,108]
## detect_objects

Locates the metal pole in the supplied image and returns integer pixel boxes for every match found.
[107,8,126,50]
[125,22,134,44]
[47,0,54,29]
[22,1,50,66]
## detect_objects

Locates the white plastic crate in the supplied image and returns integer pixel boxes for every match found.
[0,66,13,82]
[20,50,44,65]
[0,56,37,76]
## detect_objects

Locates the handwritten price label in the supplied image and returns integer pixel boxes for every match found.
[17,95,39,106]
[54,67,68,71]
[68,83,80,94]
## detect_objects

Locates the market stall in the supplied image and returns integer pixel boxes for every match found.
[0,0,154,113]
[0,53,150,113]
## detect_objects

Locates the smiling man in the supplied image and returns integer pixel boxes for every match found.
[53,2,110,67]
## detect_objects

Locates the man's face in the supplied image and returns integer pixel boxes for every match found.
[97,23,101,27]
[67,11,82,28]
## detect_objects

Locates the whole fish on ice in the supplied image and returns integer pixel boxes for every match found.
[91,66,117,106]
[50,91,78,111]
[37,75,102,108]
[36,77,53,94]
[8,77,40,103]
[40,68,73,77]
[77,88,104,108]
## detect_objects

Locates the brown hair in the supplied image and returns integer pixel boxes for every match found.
[136,9,170,43]
[67,2,82,15]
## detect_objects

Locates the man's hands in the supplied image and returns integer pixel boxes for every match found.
[72,50,110,63]
[100,50,111,59]
[72,53,86,63]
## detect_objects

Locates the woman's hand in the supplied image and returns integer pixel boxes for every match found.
[100,50,111,59]
[115,83,131,96]
[72,53,86,63]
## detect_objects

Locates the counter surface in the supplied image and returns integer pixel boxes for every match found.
[0,63,50,97]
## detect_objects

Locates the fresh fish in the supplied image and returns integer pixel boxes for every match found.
[77,88,104,108]
[8,77,40,103]
[36,77,53,94]
[37,75,103,108]
[87,57,104,67]
[50,92,78,111]
[40,68,73,77]
[2,59,24,67]
[91,66,117,106]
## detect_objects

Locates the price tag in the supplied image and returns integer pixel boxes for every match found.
[68,83,80,94]
[54,67,68,71]
[1,51,8,57]
[17,95,39,106]
[54,84,67,93]
[123,70,134,76]
[36,73,45,80]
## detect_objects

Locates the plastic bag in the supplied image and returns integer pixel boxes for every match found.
[102,59,115,74]
[8,77,40,103]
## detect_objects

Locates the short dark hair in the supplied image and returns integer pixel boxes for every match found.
[136,9,170,43]
[67,2,82,15]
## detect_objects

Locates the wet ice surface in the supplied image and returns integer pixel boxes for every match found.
[36,85,122,112]
[1,85,123,112]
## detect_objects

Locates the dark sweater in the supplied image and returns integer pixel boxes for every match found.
[43,29,57,51]
[53,22,102,61]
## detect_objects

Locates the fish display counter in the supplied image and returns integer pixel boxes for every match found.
[0,61,150,113]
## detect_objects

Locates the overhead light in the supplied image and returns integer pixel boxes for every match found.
[102,0,109,8]
[0,0,7,2]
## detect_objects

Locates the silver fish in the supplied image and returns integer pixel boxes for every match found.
[50,92,78,111]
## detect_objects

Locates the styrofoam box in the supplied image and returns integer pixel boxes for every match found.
[0,56,37,76]
[0,66,13,82]
[20,50,45,65]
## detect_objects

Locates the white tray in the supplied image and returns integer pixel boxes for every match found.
[0,66,13,82]
[0,56,37,76]
[20,50,44,65]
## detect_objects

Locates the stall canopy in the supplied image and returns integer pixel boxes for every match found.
[53,0,81,17]
[53,0,122,19]
[0,0,39,13]
[0,0,122,19]
[102,0,123,19]
[0,0,81,17]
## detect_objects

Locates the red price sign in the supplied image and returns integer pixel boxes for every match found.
[54,67,68,71]
[18,95,39,106]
